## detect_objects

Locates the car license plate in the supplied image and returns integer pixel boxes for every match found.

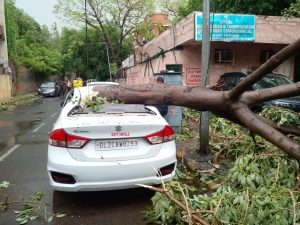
[95,139,139,151]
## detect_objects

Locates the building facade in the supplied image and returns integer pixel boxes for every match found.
[120,12,300,86]
[0,0,12,99]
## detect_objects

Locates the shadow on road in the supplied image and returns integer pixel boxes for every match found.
[52,188,154,225]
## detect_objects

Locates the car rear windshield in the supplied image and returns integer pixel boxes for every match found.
[76,104,152,114]
[253,75,293,90]
[99,104,148,113]
[41,82,55,88]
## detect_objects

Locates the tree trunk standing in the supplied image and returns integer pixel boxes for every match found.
[94,38,300,160]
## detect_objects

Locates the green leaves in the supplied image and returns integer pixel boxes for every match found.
[283,0,300,17]
[260,106,300,127]
[0,181,10,189]
[144,113,300,224]
[5,0,63,75]
[83,96,119,112]
[0,184,66,224]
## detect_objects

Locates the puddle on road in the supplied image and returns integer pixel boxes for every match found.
[0,136,16,152]
[15,120,41,133]
[0,119,47,153]
[0,120,15,126]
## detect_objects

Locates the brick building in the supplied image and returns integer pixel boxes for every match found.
[120,12,300,86]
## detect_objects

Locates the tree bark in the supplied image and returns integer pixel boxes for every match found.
[93,38,300,160]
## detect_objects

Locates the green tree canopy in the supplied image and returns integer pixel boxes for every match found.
[177,0,298,19]
[59,25,131,81]
[5,0,63,75]
[283,0,300,17]
[54,0,155,67]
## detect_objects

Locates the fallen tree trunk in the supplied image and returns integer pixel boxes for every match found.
[94,38,300,160]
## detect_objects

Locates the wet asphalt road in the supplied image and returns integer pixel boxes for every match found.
[0,97,153,225]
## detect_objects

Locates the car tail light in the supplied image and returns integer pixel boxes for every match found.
[49,128,90,149]
[145,125,175,145]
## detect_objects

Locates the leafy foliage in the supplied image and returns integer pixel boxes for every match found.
[175,107,199,141]
[55,0,154,67]
[82,96,119,112]
[156,0,188,22]
[283,0,300,17]
[177,0,297,19]
[144,107,300,224]
[0,94,39,111]
[1,185,66,224]
[259,106,300,127]
[0,181,10,189]
[5,0,63,75]
[13,192,66,225]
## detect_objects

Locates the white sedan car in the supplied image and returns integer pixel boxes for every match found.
[47,83,177,192]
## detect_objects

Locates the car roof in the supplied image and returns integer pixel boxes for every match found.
[73,82,119,100]
[87,81,119,87]
[42,80,56,83]
[221,72,247,78]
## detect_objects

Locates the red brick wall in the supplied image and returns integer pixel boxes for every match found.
[10,64,59,95]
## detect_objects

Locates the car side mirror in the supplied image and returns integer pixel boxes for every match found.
[61,101,64,107]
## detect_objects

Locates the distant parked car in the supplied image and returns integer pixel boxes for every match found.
[48,82,177,191]
[217,72,300,112]
[38,81,59,97]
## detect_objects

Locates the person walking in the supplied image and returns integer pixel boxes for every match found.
[66,79,72,93]
[59,80,65,98]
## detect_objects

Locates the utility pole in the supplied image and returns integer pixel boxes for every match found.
[199,0,211,156]
[84,0,89,79]
[0,0,9,73]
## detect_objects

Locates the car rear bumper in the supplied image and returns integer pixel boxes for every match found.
[41,92,56,97]
[47,145,177,192]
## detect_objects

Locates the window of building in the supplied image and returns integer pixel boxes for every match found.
[215,49,234,63]
[260,50,275,63]
[166,64,182,72]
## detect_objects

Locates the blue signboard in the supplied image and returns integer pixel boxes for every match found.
[195,13,255,42]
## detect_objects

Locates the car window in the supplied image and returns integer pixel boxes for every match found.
[253,75,293,90]
[61,88,74,107]
[41,82,55,88]
[224,75,237,89]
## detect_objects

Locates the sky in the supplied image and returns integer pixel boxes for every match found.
[15,0,63,29]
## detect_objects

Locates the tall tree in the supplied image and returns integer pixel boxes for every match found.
[59,25,131,80]
[5,0,63,75]
[54,0,155,68]
[156,0,188,22]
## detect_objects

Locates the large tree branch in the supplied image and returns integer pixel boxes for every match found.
[242,82,300,105]
[233,103,300,160]
[94,84,227,111]
[229,38,300,100]
[254,114,300,136]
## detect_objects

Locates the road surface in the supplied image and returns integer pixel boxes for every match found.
[0,97,153,225]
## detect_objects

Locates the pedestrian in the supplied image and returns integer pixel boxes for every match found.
[59,80,65,98]
[66,79,72,93]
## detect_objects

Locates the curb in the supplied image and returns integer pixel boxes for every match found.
[0,93,39,110]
